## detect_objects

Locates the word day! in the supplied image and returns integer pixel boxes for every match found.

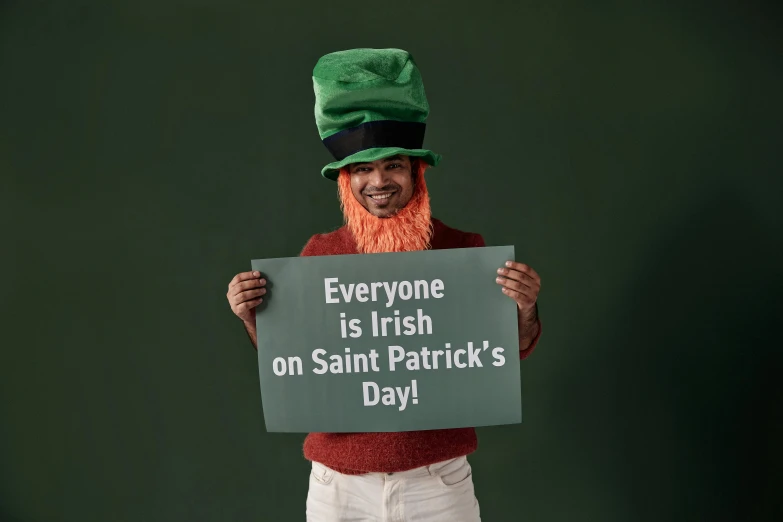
[362,380,418,411]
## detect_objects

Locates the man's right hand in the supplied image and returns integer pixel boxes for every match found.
[227,271,267,324]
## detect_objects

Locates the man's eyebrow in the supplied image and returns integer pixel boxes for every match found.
[382,155,403,162]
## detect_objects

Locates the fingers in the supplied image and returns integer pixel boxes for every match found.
[496,267,536,290]
[232,287,266,305]
[227,271,268,322]
[496,261,540,309]
[228,273,266,295]
[501,287,536,306]
[496,261,541,294]
[236,297,264,313]
[229,271,264,290]
[230,278,266,296]
[497,276,537,299]
[502,261,541,284]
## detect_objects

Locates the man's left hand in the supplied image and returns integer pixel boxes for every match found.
[496,261,540,320]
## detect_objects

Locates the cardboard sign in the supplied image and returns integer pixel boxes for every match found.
[251,246,521,433]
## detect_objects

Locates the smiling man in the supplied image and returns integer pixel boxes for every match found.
[226,48,542,522]
[351,155,412,215]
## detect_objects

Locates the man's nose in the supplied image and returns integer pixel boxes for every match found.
[367,168,389,188]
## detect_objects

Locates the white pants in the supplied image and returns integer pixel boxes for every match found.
[306,456,481,521]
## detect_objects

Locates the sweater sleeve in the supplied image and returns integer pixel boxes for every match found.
[467,233,486,248]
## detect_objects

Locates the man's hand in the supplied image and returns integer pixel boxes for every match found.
[496,261,540,316]
[227,271,267,322]
[496,261,541,351]
[227,271,266,350]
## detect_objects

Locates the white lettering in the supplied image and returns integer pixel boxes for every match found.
[325,278,339,304]
[414,280,429,299]
[355,283,369,302]
[339,283,355,303]
[454,349,467,368]
[371,282,383,301]
[406,350,420,371]
[467,342,483,367]
[388,345,405,371]
[329,354,343,374]
[431,279,444,298]
[312,349,328,374]
[324,278,445,304]
[349,318,362,338]
[362,380,418,411]
[431,349,443,369]
[382,281,398,307]
[395,385,410,411]
[492,347,506,366]
[363,382,379,406]
[417,309,432,335]
[382,387,395,406]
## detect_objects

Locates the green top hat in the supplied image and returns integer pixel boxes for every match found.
[313,48,442,181]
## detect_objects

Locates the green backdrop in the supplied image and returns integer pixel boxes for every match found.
[1,1,780,521]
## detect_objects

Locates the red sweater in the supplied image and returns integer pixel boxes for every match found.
[299,218,542,474]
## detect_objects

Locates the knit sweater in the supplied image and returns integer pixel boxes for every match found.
[299,218,542,474]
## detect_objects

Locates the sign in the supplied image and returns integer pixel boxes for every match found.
[251,246,521,433]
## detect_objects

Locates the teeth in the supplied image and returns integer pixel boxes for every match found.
[370,193,392,200]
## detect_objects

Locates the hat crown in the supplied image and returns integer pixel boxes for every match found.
[313,48,410,82]
[313,48,430,140]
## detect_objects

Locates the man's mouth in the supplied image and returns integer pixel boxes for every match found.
[366,191,395,202]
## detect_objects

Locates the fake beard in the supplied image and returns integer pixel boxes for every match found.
[338,162,433,254]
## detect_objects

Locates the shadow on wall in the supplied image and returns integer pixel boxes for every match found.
[559,187,782,521]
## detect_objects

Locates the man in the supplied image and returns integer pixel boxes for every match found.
[226,48,542,521]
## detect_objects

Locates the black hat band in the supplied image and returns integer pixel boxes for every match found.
[322,120,426,161]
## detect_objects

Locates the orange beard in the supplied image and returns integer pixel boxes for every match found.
[338,161,433,254]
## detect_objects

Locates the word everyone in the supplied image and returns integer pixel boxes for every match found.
[324,277,445,307]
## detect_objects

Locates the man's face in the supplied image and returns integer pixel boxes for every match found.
[348,155,416,218]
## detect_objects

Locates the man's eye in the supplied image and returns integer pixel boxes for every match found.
[388,163,402,169]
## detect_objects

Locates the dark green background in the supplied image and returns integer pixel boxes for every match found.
[2,1,781,521]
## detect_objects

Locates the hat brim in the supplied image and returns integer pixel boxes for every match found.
[321,147,441,181]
